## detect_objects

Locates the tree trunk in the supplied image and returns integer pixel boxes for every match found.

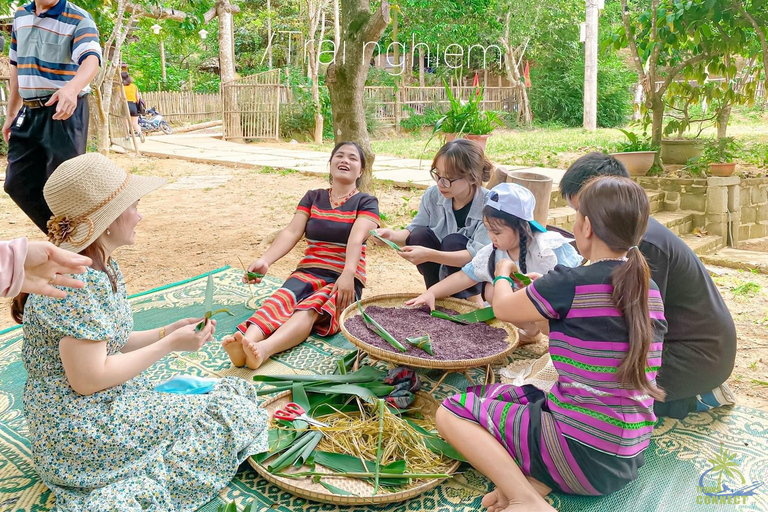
[500,14,532,126]
[418,46,425,87]
[717,104,731,139]
[306,1,328,144]
[218,3,237,84]
[326,0,390,191]
[333,0,340,53]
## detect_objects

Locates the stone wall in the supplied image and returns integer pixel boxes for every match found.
[632,175,768,246]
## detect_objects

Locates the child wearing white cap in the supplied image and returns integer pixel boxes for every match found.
[407,182,581,342]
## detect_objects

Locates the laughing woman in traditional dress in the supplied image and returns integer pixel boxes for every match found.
[222,142,380,369]
[11,154,268,510]
[436,177,668,512]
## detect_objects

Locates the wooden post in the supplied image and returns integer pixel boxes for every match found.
[392,10,401,132]
[159,38,167,84]
[267,0,273,68]
[583,0,598,131]
[487,168,553,226]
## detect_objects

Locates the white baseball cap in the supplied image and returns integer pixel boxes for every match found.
[485,183,547,233]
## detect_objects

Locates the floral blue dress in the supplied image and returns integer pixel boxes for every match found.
[22,261,269,511]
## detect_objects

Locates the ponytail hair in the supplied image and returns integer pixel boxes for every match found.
[11,293,28,324]
[578,176,665,401]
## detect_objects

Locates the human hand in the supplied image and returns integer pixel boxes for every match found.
[46,84,79,120]
[165,317,205,336]
[331,271,355,316]
[370,228,395,246]
[405,290,436,310]
[169,319,216,352]
[494,259,519,280]
[22,241,93,298]
[244,258,269,284]
[526,272,543,281]
[399,246,433,265]
[2,115,13,143]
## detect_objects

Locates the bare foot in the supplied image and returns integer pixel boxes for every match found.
[482,488,509,512]
[222,332,246,367]
[499,499,556,512]
[518,328,546,346]
[242,337,268,370]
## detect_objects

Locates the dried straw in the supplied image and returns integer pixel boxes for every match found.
[314,403,455,476]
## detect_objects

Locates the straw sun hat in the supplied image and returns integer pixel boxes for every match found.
[43,153,166,253]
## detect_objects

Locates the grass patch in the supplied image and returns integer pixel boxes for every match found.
[732,281,761,297]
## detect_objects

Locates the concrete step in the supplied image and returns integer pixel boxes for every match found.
[680,234,724,256]
[548,190,664,213]
[548,206,577,231]
[701,248,768,274]
[651,210,697,236]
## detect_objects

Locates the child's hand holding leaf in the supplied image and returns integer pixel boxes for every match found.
[494,259,518,280]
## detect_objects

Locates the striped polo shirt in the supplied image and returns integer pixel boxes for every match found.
[526,261,667,457]
[9,0,102,100]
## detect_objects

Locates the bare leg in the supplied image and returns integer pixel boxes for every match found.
[242,310,319,370]
[467,293,484,306]
[436,407,556,512]
[131,116,141,134]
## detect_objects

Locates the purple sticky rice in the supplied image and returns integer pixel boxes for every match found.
[344,305,510,360]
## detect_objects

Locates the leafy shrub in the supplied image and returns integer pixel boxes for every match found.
[529,49,635,128]
[400,105,445,132]
[614,129,656,152]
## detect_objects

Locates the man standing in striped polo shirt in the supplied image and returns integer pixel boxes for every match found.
[3,0,101,233]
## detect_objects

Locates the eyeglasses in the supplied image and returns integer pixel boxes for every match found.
[430,168,463,188]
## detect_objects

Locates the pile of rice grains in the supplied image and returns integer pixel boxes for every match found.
[344,305,509,360]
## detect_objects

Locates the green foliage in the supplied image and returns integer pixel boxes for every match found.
[615,129,656,152]
[700,137,743,164]
[434,80,502,136]
[400,105,446,132]
[529,49,635,128]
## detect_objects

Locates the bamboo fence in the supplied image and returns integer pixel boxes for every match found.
[141,91,220,123]
[222,69,282,140]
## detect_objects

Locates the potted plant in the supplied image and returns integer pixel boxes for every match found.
[610,129,658,176]
[699,137,741,177]
[658,81,714,165]
[432,80,502,150]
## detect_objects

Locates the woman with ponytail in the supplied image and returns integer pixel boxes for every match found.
[435,176,667,511]
[371,139,492,299]
[407,182,581,343]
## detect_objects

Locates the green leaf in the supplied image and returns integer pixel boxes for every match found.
[308,384,378,403]
[357,301,408,352]
[317,480,359,496]
[253,366,384,384]
[313,452,407,487]
[513,272,532,286]
[203,271,214,314]
[368,229,403,252]
[268,431,318,473]
[294,431,323,467]
[405,420,466,462]
[374,399,385,493]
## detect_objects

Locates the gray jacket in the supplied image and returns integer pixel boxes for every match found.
[406,185,491,257]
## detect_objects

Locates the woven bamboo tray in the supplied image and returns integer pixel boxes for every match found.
[339,293,519,371]
[248,390,461,505]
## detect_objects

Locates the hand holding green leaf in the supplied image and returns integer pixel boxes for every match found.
[196,272,234,332]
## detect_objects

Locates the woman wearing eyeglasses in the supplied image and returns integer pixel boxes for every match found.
[372,139,492,300]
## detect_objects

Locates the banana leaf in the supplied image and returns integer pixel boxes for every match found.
[196,272,234,331]
[356,301,407,352]
[368,229,403,252]
[374,399,385,493]
[307,383,378,403]
[513,272,532,286]
[268,431,321,473]
[294,431,323,468]
[313,451,407,488]
[405,334,435,355]
[429,310,470,325]
[405,419,466,462]
[334,350,358,375]
[253,366,384,384]
[246,271,264,280]
[317,480,359,496]
[291,382,310,430]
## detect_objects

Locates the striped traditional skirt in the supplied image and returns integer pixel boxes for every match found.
[442,384,645,496]
[237,268,363,337]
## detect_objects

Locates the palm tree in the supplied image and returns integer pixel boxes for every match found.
[707,442,746,492]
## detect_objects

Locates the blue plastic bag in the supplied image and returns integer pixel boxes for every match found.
[154,375,217,395]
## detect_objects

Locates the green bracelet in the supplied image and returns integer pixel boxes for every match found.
[493,276,515,287]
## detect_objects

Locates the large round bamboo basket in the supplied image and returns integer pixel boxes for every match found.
[339,294,519,371]
[249,390,461,505]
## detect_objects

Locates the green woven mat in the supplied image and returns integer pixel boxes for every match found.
[0,267,765,511]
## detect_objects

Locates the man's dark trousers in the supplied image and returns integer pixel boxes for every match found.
[4,96,89,233]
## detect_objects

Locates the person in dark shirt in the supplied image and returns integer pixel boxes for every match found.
[558,152,737,419]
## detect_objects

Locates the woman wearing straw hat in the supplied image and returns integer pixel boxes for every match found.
[11,153,268,510]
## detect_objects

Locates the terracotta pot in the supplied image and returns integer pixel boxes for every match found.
[660,139,704,165]
[464,133,491,151]
[708,162,736,177]
[443,133,458,142]
[610,151,657,176]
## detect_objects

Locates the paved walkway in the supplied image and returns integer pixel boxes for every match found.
[138,134,566,190]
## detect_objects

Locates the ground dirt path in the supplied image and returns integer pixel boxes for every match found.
[2,153,766,411]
